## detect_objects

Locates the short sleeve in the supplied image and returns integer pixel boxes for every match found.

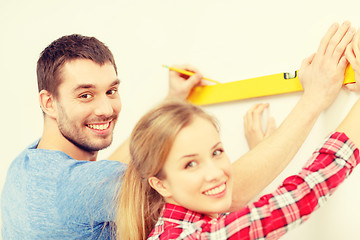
[56,160,127,226]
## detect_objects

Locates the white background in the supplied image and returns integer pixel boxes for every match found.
[1,0,360,239]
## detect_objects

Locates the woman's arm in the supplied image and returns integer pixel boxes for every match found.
[230,22,355,209]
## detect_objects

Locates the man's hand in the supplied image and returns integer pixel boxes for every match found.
[166,64,204,101]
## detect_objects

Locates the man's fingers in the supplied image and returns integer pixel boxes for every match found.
[187,73,203,87]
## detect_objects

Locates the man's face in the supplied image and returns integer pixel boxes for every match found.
[54,59,121,152]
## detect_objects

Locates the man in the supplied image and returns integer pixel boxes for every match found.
[1,21,355,239]
[0,34,205,239]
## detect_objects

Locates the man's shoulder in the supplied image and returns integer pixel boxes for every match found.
[4,142,127,195]
[10,139,71,165]
[10,140,126,172]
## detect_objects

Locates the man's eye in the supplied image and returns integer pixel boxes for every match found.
[107,89,118,95]
[185,161,197,169]
[80,94,92,99]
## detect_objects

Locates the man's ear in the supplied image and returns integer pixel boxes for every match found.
[39,90,57,119]
[148,177,172,198]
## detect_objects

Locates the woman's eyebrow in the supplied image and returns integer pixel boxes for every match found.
[211,142,222,150]
[180,153,198,160]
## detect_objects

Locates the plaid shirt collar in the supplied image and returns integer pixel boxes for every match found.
[161,203,214,224]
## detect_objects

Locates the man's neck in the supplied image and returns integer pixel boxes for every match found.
[38,121,98,161]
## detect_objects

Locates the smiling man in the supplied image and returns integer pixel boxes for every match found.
[37,59,121,160]
[1,35,126,239]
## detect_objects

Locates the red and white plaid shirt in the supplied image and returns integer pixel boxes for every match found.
[147,132,359,240]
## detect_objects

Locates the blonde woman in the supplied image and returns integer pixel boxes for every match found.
[115,26,360,240]
[116,96,360,240]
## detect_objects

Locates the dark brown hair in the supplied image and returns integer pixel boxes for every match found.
[37,34,117,98]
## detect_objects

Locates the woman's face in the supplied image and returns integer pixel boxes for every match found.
[155,116,233,217]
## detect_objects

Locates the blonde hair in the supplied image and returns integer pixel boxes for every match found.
[115,100,218,240]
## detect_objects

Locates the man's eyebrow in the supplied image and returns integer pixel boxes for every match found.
[73,84,96,92]
[111,78,121,86]
[73,78,120,92]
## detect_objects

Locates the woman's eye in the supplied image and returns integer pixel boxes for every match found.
[185,161,197,169]
[213,149,224,156]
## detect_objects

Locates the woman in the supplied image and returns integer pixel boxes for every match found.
[115,25,360,240]
[115,97,360,239]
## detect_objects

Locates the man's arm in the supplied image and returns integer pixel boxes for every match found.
[230,21,355,210]
[107,64,203,163]
[107,138,130,163]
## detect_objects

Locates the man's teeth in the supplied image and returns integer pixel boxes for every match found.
[204,184,226,196]
[87,122,110,130]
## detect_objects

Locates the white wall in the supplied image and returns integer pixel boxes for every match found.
[1,0,360,239]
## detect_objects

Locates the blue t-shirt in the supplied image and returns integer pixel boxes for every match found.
[1,140,127,239]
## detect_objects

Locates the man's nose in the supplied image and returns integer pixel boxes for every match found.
[93,96,114,117]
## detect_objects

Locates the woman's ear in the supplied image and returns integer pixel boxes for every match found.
[148,177,172,198]
[39,90,57,119]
